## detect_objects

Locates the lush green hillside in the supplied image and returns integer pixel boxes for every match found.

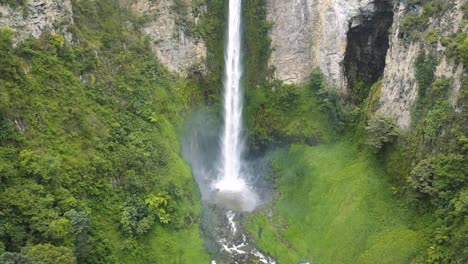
[246,141,428,263]
[240,1,467,263]
[0,0,209,263]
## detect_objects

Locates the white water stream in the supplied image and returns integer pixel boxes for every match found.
[209,0,275,263]
[213,0,257,212]
[215,0,245,192]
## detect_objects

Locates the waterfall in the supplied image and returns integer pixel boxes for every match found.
[215,0,244,192]
[214,0,254,199]
[183,1,274,261]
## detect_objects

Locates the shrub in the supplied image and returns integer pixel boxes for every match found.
[26,244,76,264]
[399,0,449,41]
[0,252,44,264]
[311,69,348,130]
[365,114,399,153]
[408,158,437,197]
[408,155,467,203]
[457,35,468,66]
[0,0,27,8]
[412,52,438,124]
[400,14,427,40]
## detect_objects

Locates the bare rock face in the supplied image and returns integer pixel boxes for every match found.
[267,0,465,129]
[266,0,375,87]
[124,0,207,77]
[0,0,73,44]
[377,0,465,128]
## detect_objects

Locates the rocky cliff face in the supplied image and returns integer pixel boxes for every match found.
[0,0,73,44]
[267,0,465,128]
[123,0,206,76]
[266,0,380,88]
[0,0,206,76]
[377,0,465,128]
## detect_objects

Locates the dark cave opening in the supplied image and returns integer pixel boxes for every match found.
[343,0,394,104]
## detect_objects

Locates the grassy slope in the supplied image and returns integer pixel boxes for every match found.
[95,206,209,264]
[247,141,429,264]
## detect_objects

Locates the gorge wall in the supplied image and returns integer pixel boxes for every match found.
[377,0,465,128]
[266,0,466,128]
[1,0,465,129]
[0,0,74,44]
[122,0,206,76]
[266,0,383,88]
[0,0,206,76]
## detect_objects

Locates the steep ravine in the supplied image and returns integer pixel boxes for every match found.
[0,0,466,263]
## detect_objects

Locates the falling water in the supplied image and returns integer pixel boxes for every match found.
[213,0,257,211]
[183,0,274,262]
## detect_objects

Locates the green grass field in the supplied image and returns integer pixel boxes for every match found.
[246,141,429,264]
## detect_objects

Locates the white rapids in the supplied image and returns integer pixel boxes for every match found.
[215,211,276,264]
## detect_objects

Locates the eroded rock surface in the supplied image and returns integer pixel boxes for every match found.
[378,0,465,128]
[0,0,73,44]
[124,0,207,76]
[266,0,376,88]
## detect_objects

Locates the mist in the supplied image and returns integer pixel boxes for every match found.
[181,109,273,213]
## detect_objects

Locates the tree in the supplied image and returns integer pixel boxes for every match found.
[0,252,44,264]
[64,210,90,262]
[365,114,399,153]
[26,243,76,264]
[408,155,467,203]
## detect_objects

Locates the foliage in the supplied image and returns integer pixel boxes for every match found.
[0,0,209,263]
[245,78,334,150]
[365,114,399,153]
[451,33,468,66]
[313,73,354,130]
[362,80,383,119]
[247,142,427,263]
[441,32,468,70]
[0,252,44,264]
[192,0,227,105]
[399,0,450,41]
[463,2,468,19]
[425,29,440,45]
[0,0,27,8]
[25,244,76,264]
[412,52,438,124]
[380,54,467,263]
[242,0,272,87]
[400,14,428,41]
[408,155,467,202]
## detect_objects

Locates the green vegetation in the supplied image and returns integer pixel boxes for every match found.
[192,0,228,105]
[242,1,466,262]
[245,67,359,151]
[0,0,466,263]
[246,71,466,262]
[443,32,468,66]
[365,114,399,153]
[246,78,334,149]
[400,0,450,41]
[246,142,427,264]
[0,0,27,8]
[0,0,209,262]
[412,52,438,124]
[243,0,272,87]
[382,66,467,263]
